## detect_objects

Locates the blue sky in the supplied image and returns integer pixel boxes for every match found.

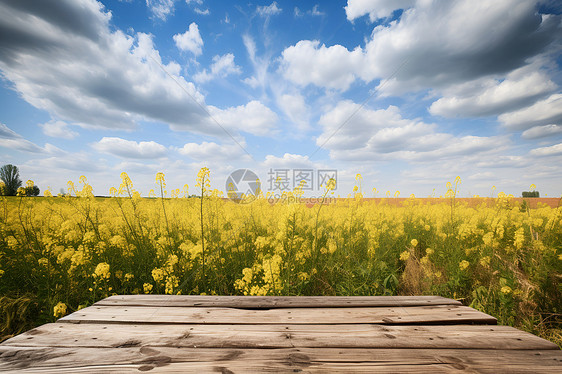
[1,0,561,197]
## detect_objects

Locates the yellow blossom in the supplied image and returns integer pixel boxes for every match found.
[410,239,418,247]
[53,302,67,318]
[459,260,470,271]
[143,283,153,294]
[480,256,491,267]
[501,286,512,294]
[38,258,49,267]
[93,262,110,279]
[152,268,165,283]
[400,250,410,261]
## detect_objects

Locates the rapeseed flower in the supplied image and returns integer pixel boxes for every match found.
[53,302,67,318]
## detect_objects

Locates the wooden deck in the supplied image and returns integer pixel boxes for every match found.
[1,295,561,372]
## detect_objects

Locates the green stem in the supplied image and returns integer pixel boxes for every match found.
[200,176,206,290]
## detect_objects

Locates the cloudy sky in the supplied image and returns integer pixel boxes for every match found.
[1,0,561,197]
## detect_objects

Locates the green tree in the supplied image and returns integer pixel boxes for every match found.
[0,164,22,196]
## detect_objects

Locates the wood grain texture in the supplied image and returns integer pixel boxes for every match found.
[3,323,557,350]
[1,295,559,373]
[95,295,462,308]
[1,346,561,373]
[59,304,498,325]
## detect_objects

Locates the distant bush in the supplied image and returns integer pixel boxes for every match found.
[522,191,540,198]
[24,185,40,196]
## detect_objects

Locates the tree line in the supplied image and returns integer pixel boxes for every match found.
[0,164,40,196]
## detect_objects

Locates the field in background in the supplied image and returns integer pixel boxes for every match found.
[0,173,560,347]
[296,197,561,209]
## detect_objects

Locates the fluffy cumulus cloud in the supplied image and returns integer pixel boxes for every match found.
[429,64,557,118]
[178,141,250,162]
[39,120,78,139]
[173,22,204,55]
[280,41,364,91]
[0,0,277,139]
[194,53,241,83]
[498,94,562,131]
[281,1,560,93]
[0,0,212,133]
[93,137,167,159]
[317,101,506,162]
[208,101,278,136]
[263,153,313,169]
[345,0,416,21]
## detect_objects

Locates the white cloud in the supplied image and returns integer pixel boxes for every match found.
[363,1,561,94]
[310,5,325,16]
[24,153,105,179]
[146,0,176,21]
[529,142,562,157]
[263,153,313,169]
[194,53,242,83]
[499,94,562,131]
[93,137,167,159]
[173,22,204,55]
[39,120,78,139]
[277,94,310,131]
[282,1,560,93]
[0,123,55,153]
[316,101,507,162]
[257,2,282,17]
[242,34,270,91]
[242,76,260,88]
[178,141,249,162]
[295,5,324,17]
[0,138,45,154]
[345,0,415,21]
[208,101,278,137]
[476,156,529,169]
[0,2,263,138]
[521,124,562,139]
[194,8,209,15]
[280,40,364,91]
[0,123,20,139]
[429,66,557,118]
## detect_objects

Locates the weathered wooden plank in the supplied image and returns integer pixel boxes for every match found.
[1,347,561,373]
[58,304,497,325]
[3,323,557,350]
[95,295,462,308]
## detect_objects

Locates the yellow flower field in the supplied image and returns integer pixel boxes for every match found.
[0,171,560,347]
